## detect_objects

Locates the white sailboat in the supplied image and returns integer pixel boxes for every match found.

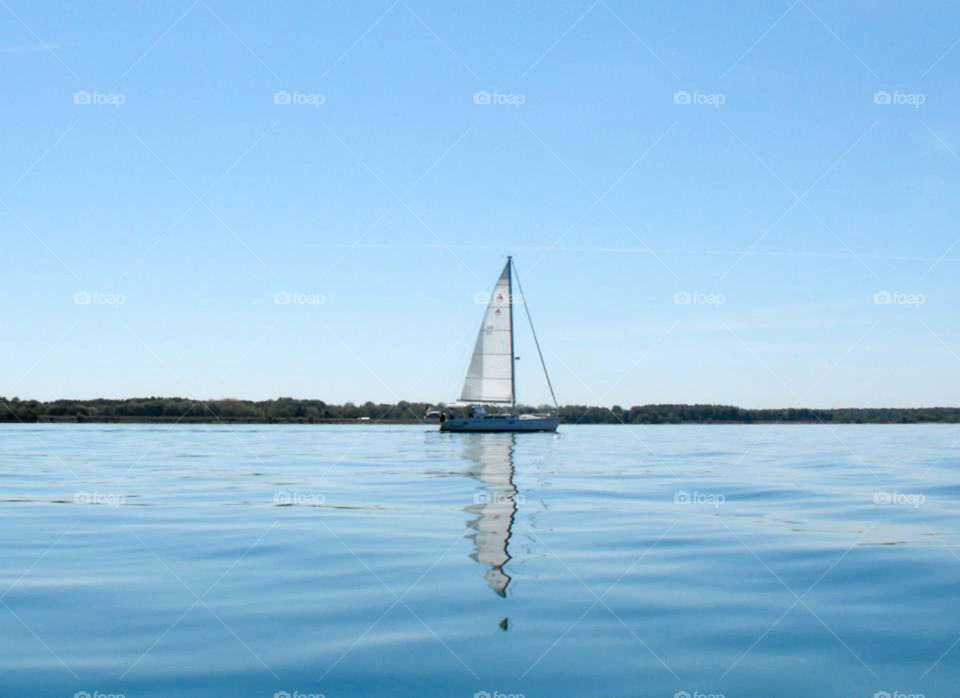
[440,257,559,433]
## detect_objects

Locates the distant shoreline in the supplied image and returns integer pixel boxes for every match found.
[3,398,960,424]
[8,418,960,425]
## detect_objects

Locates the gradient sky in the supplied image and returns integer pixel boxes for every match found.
[3,0,960,408]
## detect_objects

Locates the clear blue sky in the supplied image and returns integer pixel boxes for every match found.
[3,0,960,408]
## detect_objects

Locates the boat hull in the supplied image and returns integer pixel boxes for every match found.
[440,416,559,433]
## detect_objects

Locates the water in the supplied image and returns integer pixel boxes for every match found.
[1,424,959,698]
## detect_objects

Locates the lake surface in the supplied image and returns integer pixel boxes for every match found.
[1,424,959,698]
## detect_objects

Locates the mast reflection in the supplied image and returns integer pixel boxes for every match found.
[462,433,519,597]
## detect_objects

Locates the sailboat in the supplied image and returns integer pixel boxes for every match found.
[440,257,559,433]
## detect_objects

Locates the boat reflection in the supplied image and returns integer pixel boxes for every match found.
[462,433,519,597]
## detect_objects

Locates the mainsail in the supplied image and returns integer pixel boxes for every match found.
[459,261,514,404]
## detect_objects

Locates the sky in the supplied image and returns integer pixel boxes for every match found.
[2,0,960,408]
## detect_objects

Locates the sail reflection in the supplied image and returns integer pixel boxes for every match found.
[462,433,519,597]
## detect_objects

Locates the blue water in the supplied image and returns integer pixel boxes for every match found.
[1,424,959,698]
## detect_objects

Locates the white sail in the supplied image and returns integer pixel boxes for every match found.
[459,262,514,404]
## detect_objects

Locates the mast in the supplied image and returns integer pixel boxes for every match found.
[507,256,516,412]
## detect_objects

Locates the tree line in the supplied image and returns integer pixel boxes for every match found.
[2,397,960,424]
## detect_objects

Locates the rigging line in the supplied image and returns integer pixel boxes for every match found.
[511,261,559,409]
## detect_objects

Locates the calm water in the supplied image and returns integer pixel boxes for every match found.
[2,424,959,698]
